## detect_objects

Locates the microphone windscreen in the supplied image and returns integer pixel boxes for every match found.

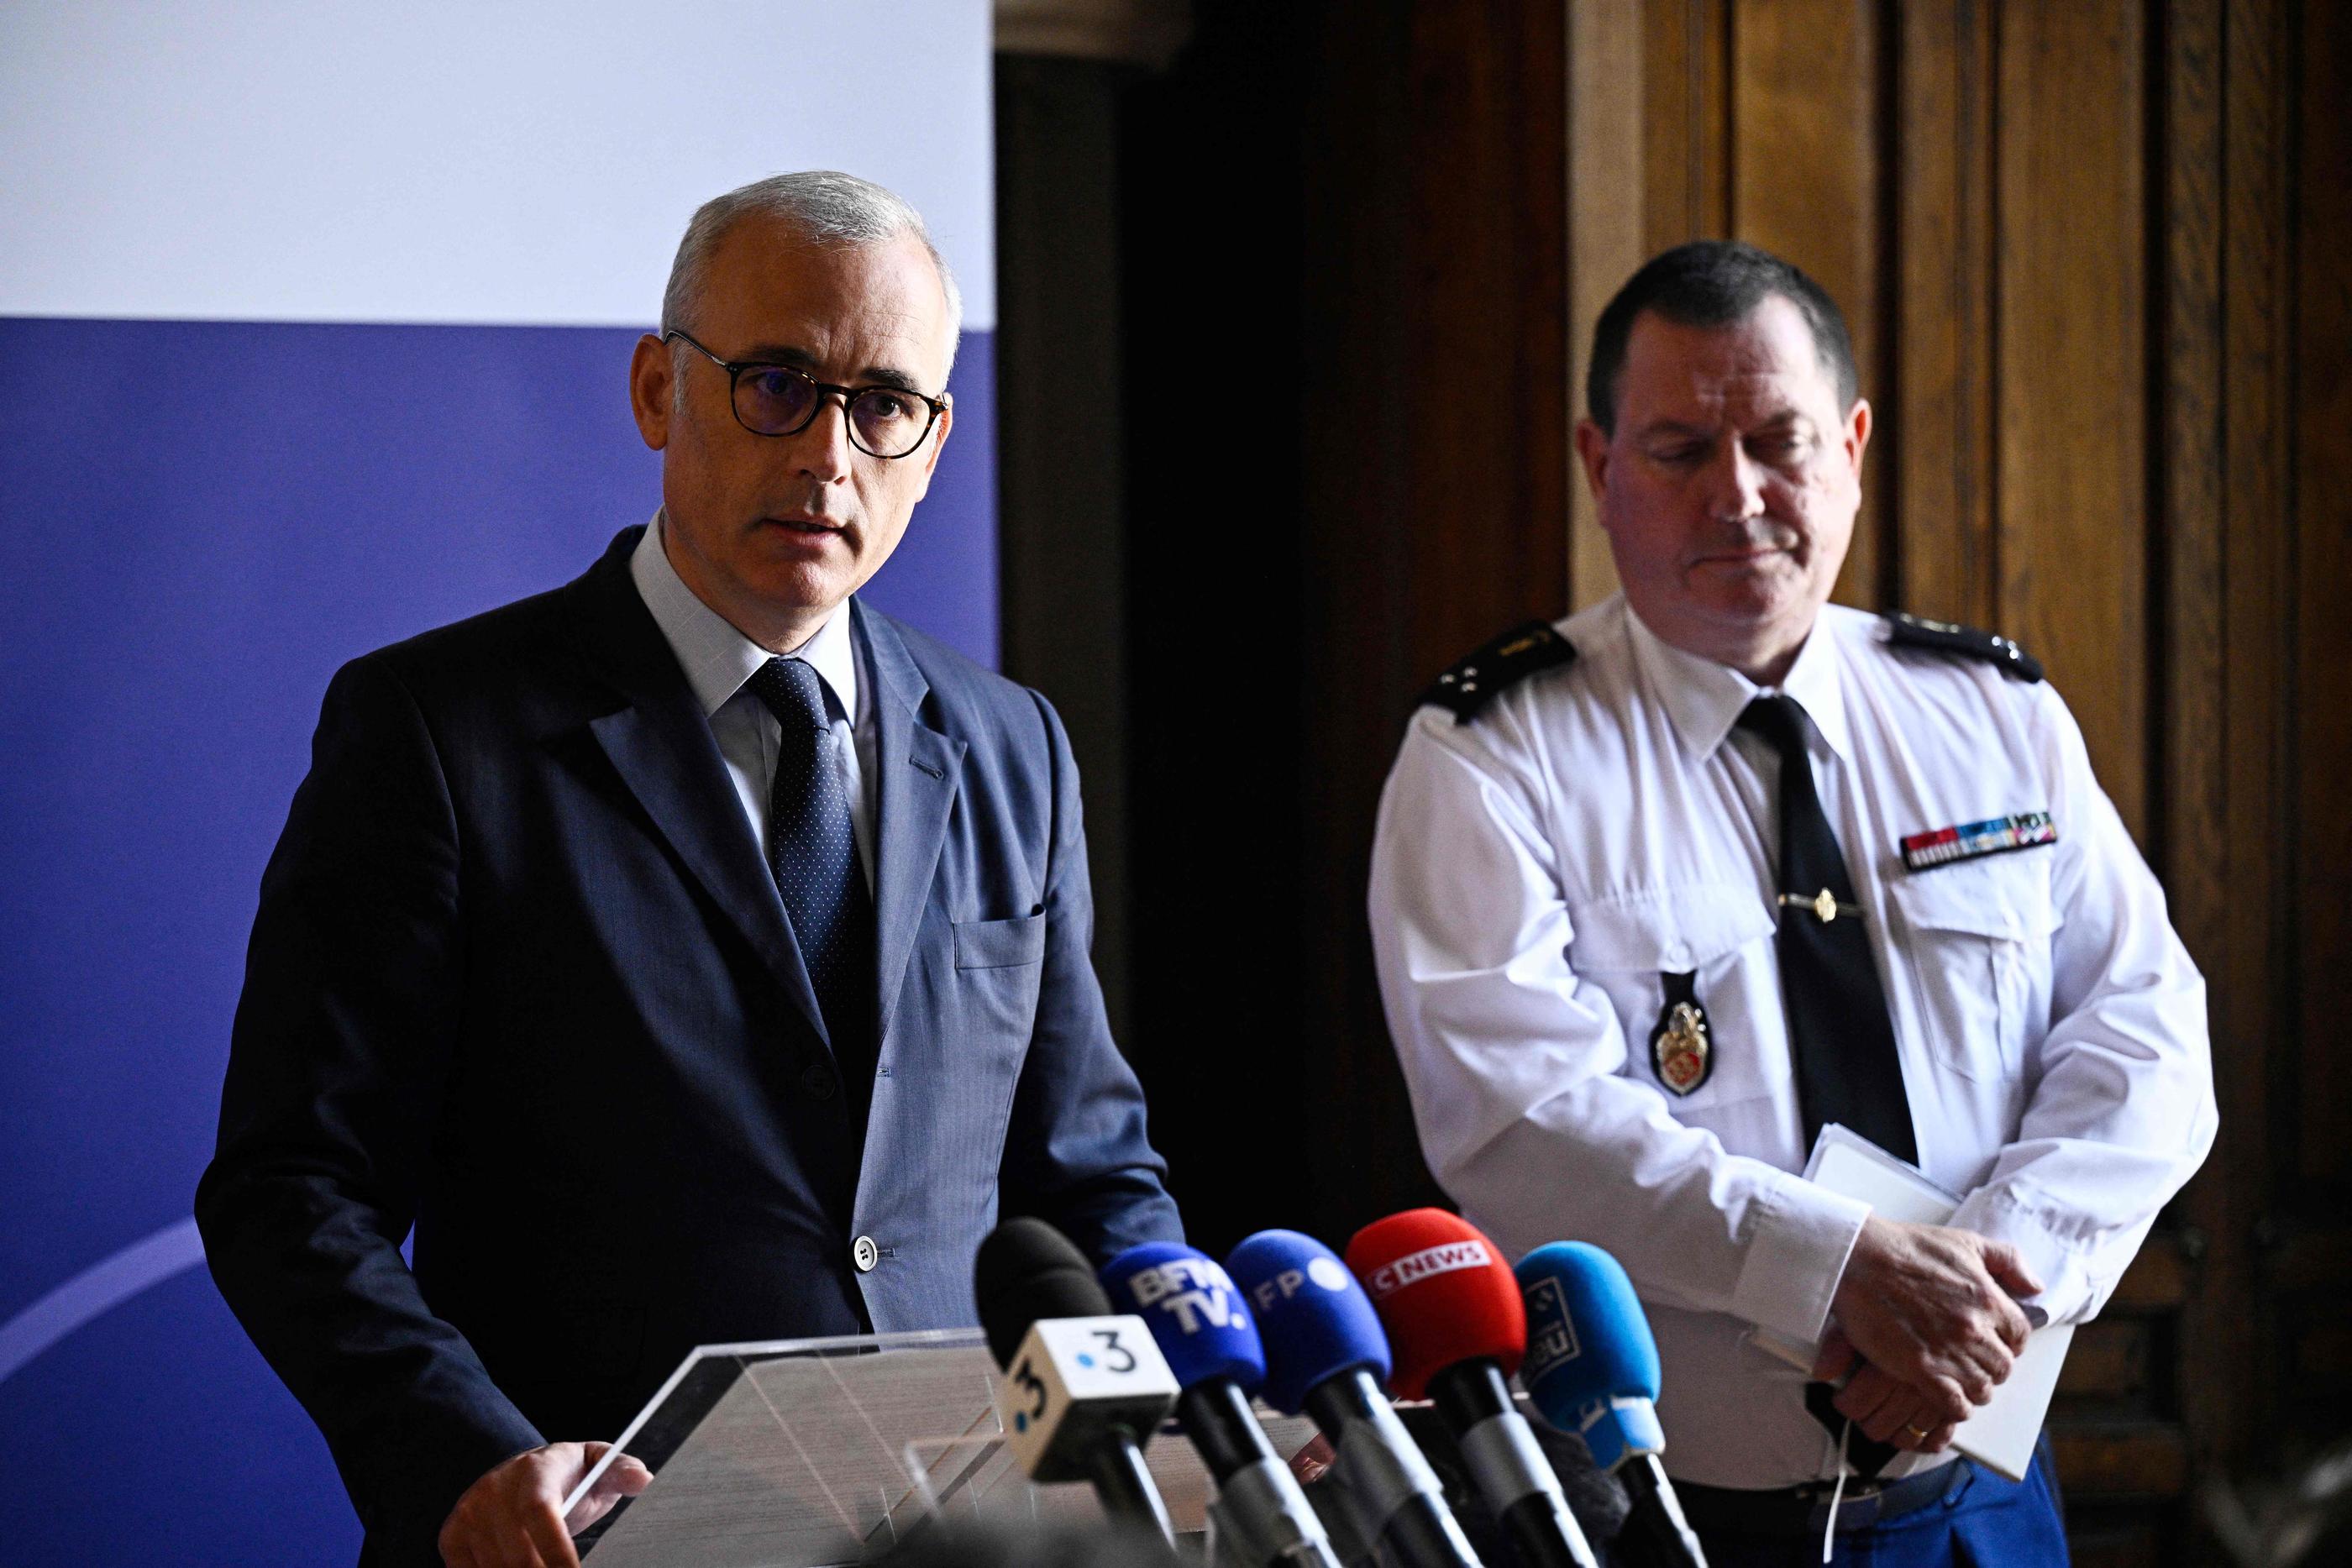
[1101,1241,1267,1394]
[1225,1230,1390,1416]
[1343,1209,1527,1399]
[1513,1241,1662,1421]
[974,1216,1112,1367]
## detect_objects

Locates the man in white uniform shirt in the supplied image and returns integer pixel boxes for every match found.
[1366,241,2214,1565]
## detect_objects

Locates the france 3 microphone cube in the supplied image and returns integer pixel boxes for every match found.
[993,1313,1180,1483]
[974,1217,1179,1537]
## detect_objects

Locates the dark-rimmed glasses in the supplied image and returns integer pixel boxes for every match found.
[663,329,949,459]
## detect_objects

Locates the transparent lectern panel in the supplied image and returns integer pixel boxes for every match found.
[565,1329,995,1565]
[559,1329,1319,1567]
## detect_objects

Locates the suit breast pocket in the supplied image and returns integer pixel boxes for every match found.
[953,911,1047,970]
[949,910,1049,1053]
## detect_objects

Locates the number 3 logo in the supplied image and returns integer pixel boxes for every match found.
[1012,1356,1047,1418]
[1094,1329,1137,1373]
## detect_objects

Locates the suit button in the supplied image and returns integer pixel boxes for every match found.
[852,1235,879,1272]
[801,1063,837,1100]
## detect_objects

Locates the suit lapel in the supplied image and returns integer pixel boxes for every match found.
[568,529,832,1052]
[857,601,965,1051]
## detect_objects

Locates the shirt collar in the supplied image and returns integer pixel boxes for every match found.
[629,511,860,722]
[1621,598,1852,763]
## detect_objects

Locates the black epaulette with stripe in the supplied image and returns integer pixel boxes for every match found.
[1882,611,2044,683]
[1419,620,1578,722]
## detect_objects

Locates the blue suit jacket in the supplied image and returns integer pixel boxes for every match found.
[196,527,1182,1562]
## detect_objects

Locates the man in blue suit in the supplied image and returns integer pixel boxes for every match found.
[196,171,1183,1567]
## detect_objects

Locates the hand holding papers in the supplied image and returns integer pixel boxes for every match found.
[1751,1125,2073,1482]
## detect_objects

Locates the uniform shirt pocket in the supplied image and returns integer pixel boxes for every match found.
[953,910,1048,970]
[1570,884,1780,1109]
[1885,852,2060,1083]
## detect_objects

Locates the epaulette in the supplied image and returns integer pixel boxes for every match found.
[1420,620,1578,722]
[1882,611,2044,682]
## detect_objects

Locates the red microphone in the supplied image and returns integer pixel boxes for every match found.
[1348,1211,1600,1568]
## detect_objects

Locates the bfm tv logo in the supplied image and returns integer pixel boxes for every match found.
[1363,1239,1492,1299]
[1128,1256,1248,1335]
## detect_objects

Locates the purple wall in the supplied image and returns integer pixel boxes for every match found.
[0,314,995,1563]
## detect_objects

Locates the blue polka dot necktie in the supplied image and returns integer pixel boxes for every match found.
[747,657,876,1117]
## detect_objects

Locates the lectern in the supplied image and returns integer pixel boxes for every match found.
[558,1328,1320,1565]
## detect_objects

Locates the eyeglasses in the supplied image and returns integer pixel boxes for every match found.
[662,329,949,459]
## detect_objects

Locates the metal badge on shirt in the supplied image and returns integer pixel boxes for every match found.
[1898,810,2058,873]
[1649,972,1713,1095]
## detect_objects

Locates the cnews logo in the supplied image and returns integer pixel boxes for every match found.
[1366,1240,1492,1298]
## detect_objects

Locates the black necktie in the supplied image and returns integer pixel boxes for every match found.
[747,657,876,1120]
[1736,695,1918,1165]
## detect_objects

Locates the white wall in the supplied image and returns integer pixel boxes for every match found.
[0,1,995,328]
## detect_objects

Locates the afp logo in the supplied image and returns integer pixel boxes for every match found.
[1250,1254,1354,1313]
[1129,1255,1250,1335]
[1520,1276,1582,1384]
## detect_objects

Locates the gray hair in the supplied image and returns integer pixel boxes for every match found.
[660,170,963,376]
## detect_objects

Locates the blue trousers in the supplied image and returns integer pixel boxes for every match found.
[1691,1440,2069,1567]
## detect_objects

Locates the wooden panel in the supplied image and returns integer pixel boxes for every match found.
[2295,1318,2352,1383]
[2187,0,2299,1503]
[1297,0,1570,1234]
[1893,0,1998,627]
[1292,0,2339,1558]
[2057,1319,2151,1403]
[2297,0,2352,1187]
[2053,1424,2191,1497]
[1994,0,2148,840]
[2159,0,2257,1495]
[2066,1524,2168,1568]
[1730,0,1884,608]
[2108,1232,2192,1310]
[1566,0,1644,610]
[1394,0,1572,672]
[2271,1230,2352,1293]
[1642,0,1730,254]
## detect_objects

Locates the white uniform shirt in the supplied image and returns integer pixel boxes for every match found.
[1367,595,2216,1489]
[631,513,876,889]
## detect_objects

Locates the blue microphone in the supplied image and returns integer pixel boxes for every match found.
[1516,1242,1706,1568]
[1227,1230,1481,1568]
[1103,1242,1340,1568]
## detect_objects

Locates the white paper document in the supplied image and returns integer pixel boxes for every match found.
[1749,1124,2071,1483]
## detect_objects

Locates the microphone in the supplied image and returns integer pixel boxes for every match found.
[1515,1242,1707,1568]
[1101,1241,1342,1568]
[1226,1229,1483,1568]
[1346,1211,1600,1568]
[973,1217,1179,1543]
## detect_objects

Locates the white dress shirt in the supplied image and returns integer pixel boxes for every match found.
[1367,594,2216,1488]
[630,515,875,889]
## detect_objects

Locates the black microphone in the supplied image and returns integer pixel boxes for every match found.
[1100,1240,1343,1568]
[1516,1243,1706,1568]
[974,1217,1179,1543]
[1347,1211,1601,1568]
[1227,1229,1484,1568]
